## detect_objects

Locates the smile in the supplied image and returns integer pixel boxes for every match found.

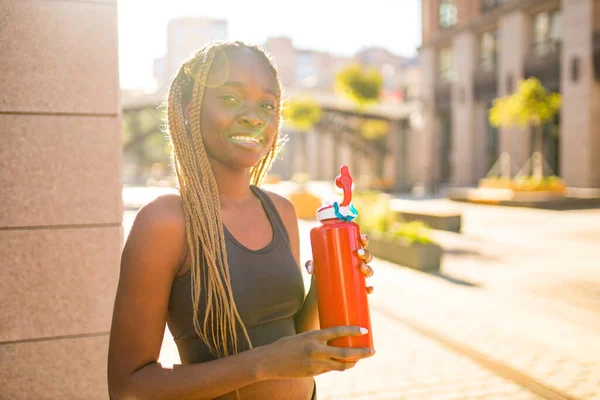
[229,135,263,144]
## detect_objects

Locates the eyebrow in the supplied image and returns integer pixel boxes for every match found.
[221,81,279,97]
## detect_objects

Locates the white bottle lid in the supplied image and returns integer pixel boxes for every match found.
[316,199,355,221]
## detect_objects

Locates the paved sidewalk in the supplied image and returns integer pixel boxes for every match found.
[314,310,541,400]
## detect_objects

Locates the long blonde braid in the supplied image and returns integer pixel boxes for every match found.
[166,41,284,358]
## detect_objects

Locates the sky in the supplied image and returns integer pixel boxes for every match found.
[118,0,422,91]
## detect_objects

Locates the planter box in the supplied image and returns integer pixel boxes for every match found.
[395,211,461,233]
[479,178,567,194]
[366,235,442,271]
[289,191,322,220]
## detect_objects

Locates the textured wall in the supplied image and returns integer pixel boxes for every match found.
[561,0,600,187]
[0,0,122,398]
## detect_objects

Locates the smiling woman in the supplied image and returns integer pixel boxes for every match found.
[108,41,375,400]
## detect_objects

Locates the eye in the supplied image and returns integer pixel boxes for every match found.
[219,94,240,104]
[261,101,276,111]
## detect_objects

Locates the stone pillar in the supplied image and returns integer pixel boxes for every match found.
[383,120,399,190]
[339,140,353,177]
[451,31,476,185]
[416,46,437,189]
[498,11,530,171]
[0,1,122,398]
[561,0,600,188]
[321,132,336,181]
[306,130,319,180]
[473,101,489,180]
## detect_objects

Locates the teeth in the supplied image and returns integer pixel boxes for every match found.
[231,136,260,144]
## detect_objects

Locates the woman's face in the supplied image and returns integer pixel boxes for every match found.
[198,48,279,170]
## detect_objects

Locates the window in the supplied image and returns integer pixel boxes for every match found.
[532,9,562,56]
[295,52,318,87]
[439,0,458,29]
[438,47,454,82]
[479,30,498,72]
[481,0,502,13]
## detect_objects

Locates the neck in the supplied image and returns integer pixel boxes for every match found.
[209,160,254,204]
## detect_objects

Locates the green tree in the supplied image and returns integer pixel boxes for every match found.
[282,98,322,177]
[489,77,561,180]
[122,107,170,183]
[335,63,384,108]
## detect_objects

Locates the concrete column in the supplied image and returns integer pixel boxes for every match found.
[321,132,336,181]
[561,0,600,188]
[498,11,530,171]
[451,31,477,185]
[473,100,489,180]
[306,130,319,180]
[339,140,353,178]
[383,120,399,190]
[416,46,437,189]
[0,1,122,398]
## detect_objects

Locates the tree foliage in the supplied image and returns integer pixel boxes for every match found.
[361,118,390,140]
[283,97,322,132]
[335,63,384,107]
[489,77,561,129]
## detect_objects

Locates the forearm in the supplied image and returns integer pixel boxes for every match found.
[112,346,270,400]
[295,276,319,333]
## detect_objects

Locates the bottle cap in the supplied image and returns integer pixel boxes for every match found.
[316,165,359,222]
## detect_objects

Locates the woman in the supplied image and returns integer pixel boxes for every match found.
[108,41,375,400]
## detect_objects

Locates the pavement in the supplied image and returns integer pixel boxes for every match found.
[122,185,600,400]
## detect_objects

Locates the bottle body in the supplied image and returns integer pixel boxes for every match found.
[310,219,374,352]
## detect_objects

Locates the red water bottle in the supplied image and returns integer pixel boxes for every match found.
[310,165,374,355]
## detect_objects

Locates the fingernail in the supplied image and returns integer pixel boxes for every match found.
[360,327,369,334]
[370,349,376,355]
[357,249,365,256]
[307,263,313,274]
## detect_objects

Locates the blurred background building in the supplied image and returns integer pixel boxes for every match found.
[418,0,600,189]
[153,17,228,91]
[122,20,423,192]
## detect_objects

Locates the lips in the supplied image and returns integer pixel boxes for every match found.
[227,131,265,147]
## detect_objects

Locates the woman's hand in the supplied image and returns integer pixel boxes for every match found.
[305,234,375,294]
[258,326,375,380]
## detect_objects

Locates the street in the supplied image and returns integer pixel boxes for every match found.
[122,187,600,399]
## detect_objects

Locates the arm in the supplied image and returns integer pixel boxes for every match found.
[107,195,270,400]
[265,192,319,333]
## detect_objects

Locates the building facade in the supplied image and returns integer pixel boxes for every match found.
[154,17,228,90]
[419,0,600,188]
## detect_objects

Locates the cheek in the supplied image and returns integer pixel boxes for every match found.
[200,109,235,136]
[265,114,279,136]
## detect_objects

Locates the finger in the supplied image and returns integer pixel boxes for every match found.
[323,345,375,362]
[359,263,374,278]
[305,260,314,274]
[360,234,369,248]
[357,249,373,263]
[322,359,358,372]
[313,326,369,342]
[367,286,374,294]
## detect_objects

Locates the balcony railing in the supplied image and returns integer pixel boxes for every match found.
[481,0,502,13]
[525,39,562,91]
[478,54,498,73]
[531,39,561,58]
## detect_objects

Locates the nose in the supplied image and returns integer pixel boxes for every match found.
[238,112,264,128]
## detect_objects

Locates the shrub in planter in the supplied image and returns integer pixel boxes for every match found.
[353,192,442,271]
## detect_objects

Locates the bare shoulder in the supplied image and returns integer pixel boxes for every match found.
[133,194,185,234]
[262,190,297,222]
[125,193,188,273]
